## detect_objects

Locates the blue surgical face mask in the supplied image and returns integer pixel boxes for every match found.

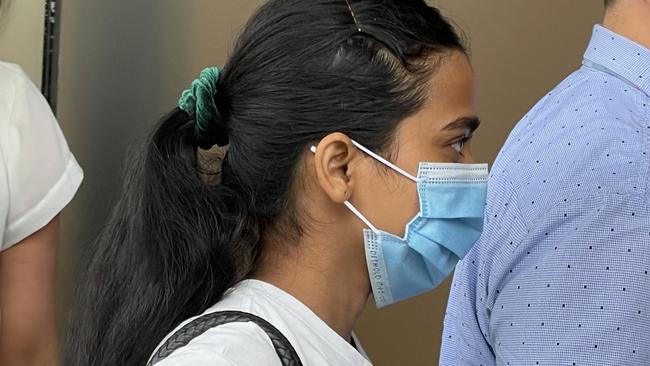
[313,140,488,308]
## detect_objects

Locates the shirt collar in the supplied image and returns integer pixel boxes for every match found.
[583,24,650,95]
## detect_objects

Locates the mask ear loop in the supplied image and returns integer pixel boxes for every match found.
[349,140,419,183]
[344,201,379,234]
[310,141,417,234]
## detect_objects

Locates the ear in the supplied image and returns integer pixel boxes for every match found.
[311,132,360,204]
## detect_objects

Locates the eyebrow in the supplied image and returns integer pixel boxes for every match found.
[442,116,481,133]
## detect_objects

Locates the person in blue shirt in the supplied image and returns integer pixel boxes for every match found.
[441,0,650,365]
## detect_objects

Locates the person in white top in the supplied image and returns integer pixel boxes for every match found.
[0,61,83,364]
[66,1,487,365]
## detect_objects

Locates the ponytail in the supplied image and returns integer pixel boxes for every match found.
[65,108,258,366]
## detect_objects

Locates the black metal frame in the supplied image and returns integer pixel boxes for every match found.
[41,0,60,113]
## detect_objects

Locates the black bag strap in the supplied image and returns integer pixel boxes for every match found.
[147,310,303,366]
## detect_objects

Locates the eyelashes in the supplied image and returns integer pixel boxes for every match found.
[451,140,464,153]
[450,134,472,154]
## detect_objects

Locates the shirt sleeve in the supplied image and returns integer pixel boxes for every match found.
[440,243,497,366]
[439,156,524,366]
[0,64,83,250]
[442,192,650,365]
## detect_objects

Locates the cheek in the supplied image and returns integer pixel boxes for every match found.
[429,147,461,163]
[367,174,420,237]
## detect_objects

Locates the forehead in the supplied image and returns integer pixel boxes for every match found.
[425,51,475,114]
[396,51,476,138]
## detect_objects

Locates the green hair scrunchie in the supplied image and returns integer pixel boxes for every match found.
[178,67,228,148]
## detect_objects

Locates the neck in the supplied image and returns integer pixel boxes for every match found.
[253,232,370,341]
[603,3,650,49]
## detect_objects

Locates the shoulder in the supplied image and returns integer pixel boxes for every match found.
[503,67,647,157]
[152,284,286,366]
[0,61,54,131]
[0,62,26,121]
[154,320,280,366]
[0,61,28,81]
[491,67,649,221]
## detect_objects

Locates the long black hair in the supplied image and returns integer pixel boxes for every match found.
[65,1,464,365]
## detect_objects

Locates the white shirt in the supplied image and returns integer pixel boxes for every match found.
[153,280,373,366]
[0,61,83,250]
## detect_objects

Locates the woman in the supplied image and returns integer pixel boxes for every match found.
[0,2,84,365]
[67,0,487,365]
